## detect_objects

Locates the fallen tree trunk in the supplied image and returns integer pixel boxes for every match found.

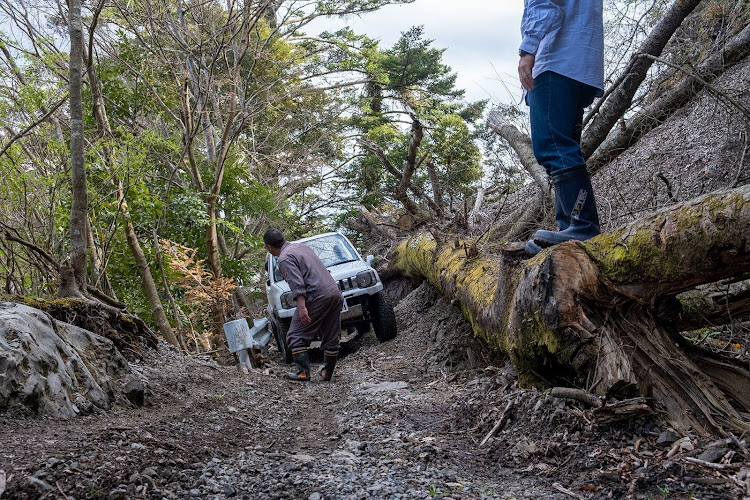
[393,184,750,435]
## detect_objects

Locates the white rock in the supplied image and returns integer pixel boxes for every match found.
[0,303,131,418]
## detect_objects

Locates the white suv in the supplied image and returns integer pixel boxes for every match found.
[264,231,397,363]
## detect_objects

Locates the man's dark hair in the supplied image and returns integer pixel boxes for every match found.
[263,228,286,248]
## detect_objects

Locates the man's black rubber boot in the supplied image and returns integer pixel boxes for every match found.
[286,349,310,381]
[533,165,600,247]
[553,182,571,233]
[524,239,544,256]
[318,351,338,381]
[525,170,577,256]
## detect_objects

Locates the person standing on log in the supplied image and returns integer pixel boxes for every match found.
[263,228,344,381]
[518,0,605,255]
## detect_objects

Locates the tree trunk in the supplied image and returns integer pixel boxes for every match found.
[80,11,178,348]
[487,110,547,192]
[581,0,703,159]
[154,228,186,350]
[586,22,750,174]
[486,111,552,242]
[392,184,750,436]
[120,190,180,349]
[65,0,88,297]
[426,160,444,215]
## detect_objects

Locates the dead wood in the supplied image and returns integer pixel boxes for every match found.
[496,189,546,244]
[358,205,398,240]
[486,110,548,192]
[683,457,736,470]
[550,387,603,408]
[588,23,750,174]
[479,399,513,447]
[581,0,703,159]
[392,184,750,435]
[592,397,653,425]
[672,285,750,332]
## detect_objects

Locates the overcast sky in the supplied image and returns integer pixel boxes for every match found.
[309,1,525,105]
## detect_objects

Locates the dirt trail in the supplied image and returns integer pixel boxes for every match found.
[1,282,748,499]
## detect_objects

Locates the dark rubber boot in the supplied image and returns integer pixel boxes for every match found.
[553,185,571,232]
[525,178,573,256]
[286,349,310,381]
[318,351,338,381]
[533,165,600,247]
[524,239,543,256]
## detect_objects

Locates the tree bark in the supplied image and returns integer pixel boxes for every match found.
[65,0,88,297]
[392,184,750,435]
[154,228,186,350]
[426,160,444,215]
[358,205,398,240]
[398,118,426,216]
[120,189,181,349]
[486,111,552,242]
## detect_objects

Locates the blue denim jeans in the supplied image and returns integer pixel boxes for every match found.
[528,71,599,175]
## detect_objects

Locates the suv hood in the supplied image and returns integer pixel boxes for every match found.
[327,261,372,280]
[271,261,375,293]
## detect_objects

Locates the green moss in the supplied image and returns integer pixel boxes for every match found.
[18,296,88,312]
[589,191,750,286]
[675,204,704,231]
[395,233,565,378]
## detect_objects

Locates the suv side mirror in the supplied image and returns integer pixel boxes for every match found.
[366,255,375,267]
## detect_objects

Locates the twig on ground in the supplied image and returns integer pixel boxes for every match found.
[550,387,604,408]
[729,432,750,460]
[479,399,513,447]
[56,481,71,499]
[683,457,735,470]
[233,415,252,426]
[551,482,584,499]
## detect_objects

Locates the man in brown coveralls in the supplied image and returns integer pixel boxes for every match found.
[263,228,344,381]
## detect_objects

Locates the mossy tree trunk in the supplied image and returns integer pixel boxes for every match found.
[66,0,88,297]
[393,184,750,436]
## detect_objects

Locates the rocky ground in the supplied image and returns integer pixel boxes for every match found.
[2,280,750,500]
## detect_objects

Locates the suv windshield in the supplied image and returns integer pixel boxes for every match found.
[271,234,358,282]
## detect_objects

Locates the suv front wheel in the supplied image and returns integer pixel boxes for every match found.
[270,316,293,364]
[371,292,397,342]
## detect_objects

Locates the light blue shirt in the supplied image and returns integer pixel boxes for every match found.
[520,0,604,95]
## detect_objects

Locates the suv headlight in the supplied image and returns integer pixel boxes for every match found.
[356,270,376,288]
[280,291,295,309]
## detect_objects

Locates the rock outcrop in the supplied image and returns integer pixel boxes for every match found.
[0,302,131,418]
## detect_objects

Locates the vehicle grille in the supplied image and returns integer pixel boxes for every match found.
[338,277,355,291]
